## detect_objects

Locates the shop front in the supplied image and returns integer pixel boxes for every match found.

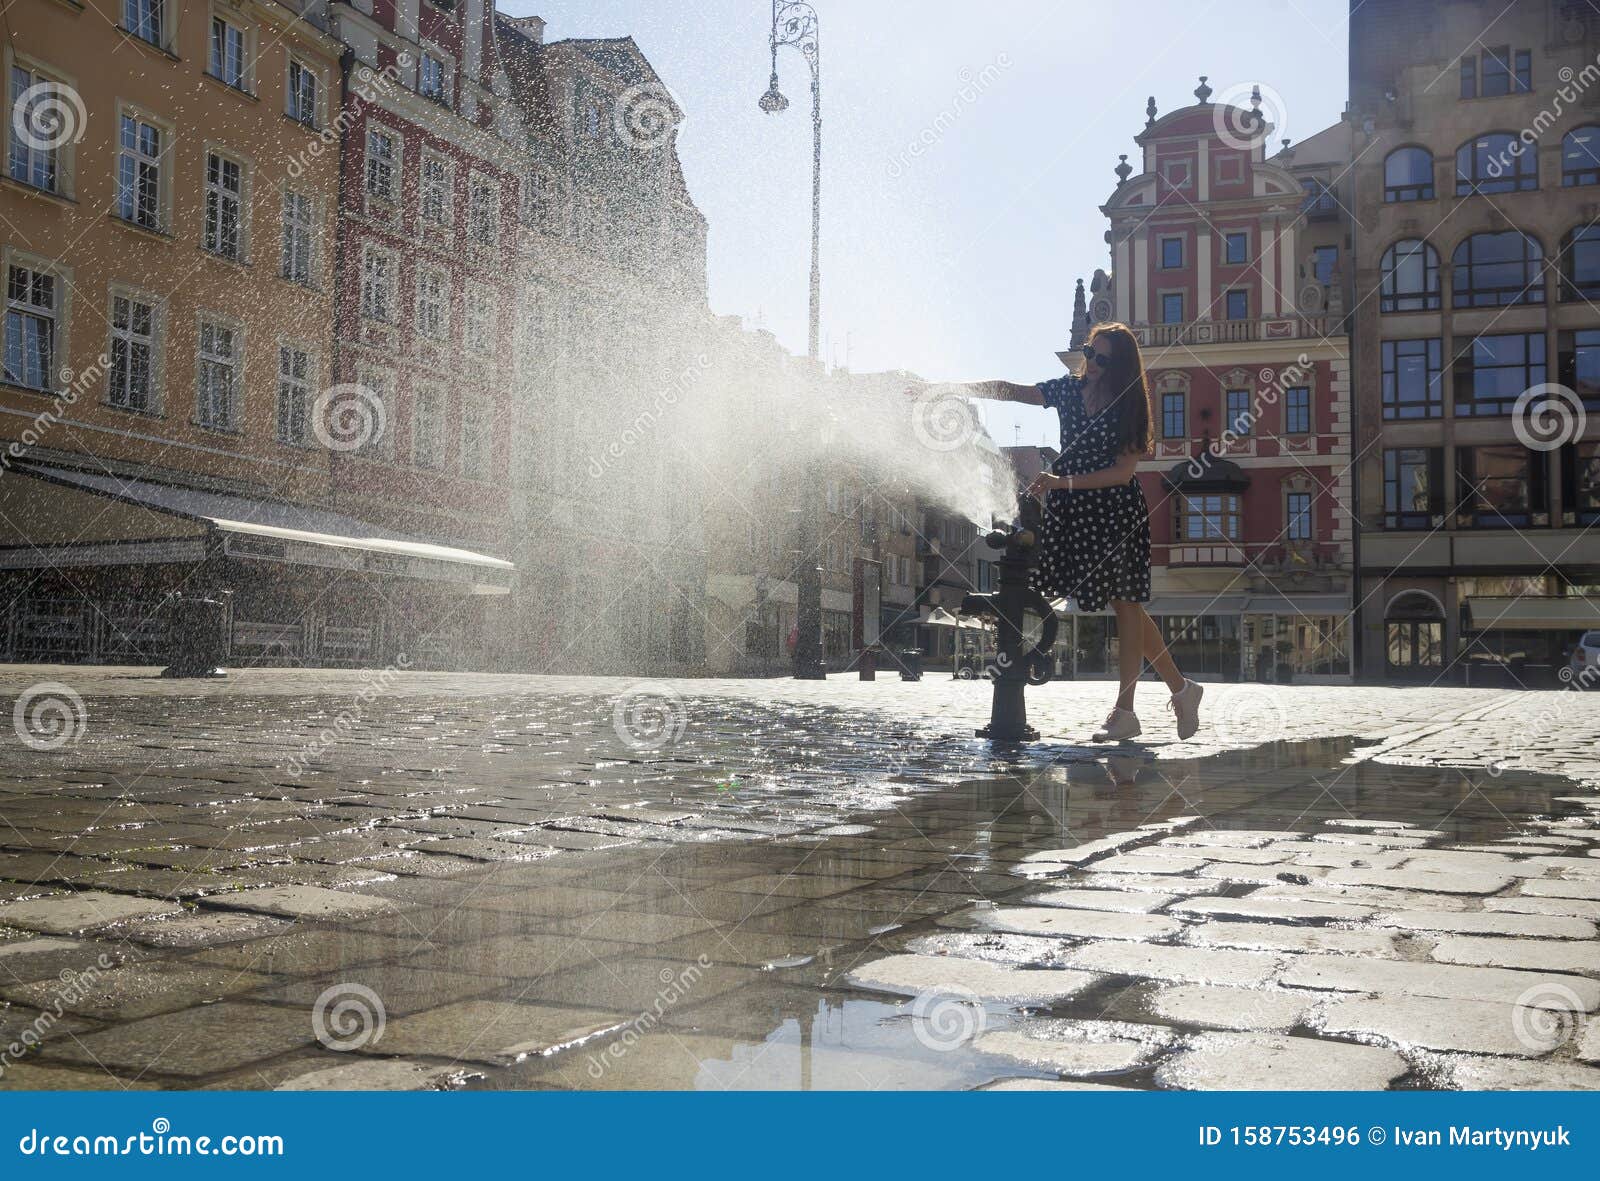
[0,463,513,669]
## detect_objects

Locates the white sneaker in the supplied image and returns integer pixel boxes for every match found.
[1169,679,1204,740]
[1092,708,1141,742]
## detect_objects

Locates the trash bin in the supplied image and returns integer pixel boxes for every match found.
[161,593,229,678]
[898,648,923,681]
[859,647,878,681]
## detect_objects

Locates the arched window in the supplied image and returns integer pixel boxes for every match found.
[1384,147,1434,202]
[1380,239,1440,312]
[1561,225,1600,300]
[1562,126,1600,187]
[1452,231,1545,308]
[1455,132,1538,195]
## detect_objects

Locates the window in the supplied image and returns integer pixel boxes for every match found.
[356,370,391,456]
[1161,292,1183,324]
[413,384,442,467]
[1381,338,1442,420]
[1452,232,1544,308]
[1457,445,1543,527]
[1301,179,1337,216]
[1225,290,1248,321]
[1160,238,1183,268]
[1562,126,1600,187]
[281,190,314,285]
[1453,333,1546,417]
[1566,441,1600,525]
[419,153,451,226]
[1161,391,1186,439]
[4,264,57,390]
[415,267,447,338]
[287,60,318,127]
[583,101,602,140]
[468,180,499,245]
[8,67,63,192]
[1379,239,1439,311]
[460,396,489,478]
[1179,493,1241,541]
[1560,225,1600,301]
[116,113,163,230]
[1223,232,1248,265]
[1460,47,1531,97]
[203,152,244,260]
[1387,592,1444,670]
[1456,133,1537,195]
[124,0,163,45]
[209,16,249,91]
[1286,492,1312,541]
[196,320,239,431]
[365,129,396,202]
[464,288,494,354]
[1285,386,1311,434]
[521,167,552,226]
[107,293,155,411]
[1383,448,1442,529]
[419,53,448,103]
[1558,328,1600,410]
[277,344,310,445]
[1226,389,1251,435]
[1383,146,1434,201]
[360,248,393,322]
[1312,246,1337,284]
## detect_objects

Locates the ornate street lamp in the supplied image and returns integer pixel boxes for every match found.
[761,0,827,679]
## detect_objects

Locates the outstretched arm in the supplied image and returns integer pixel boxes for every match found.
[956,379,1046,406]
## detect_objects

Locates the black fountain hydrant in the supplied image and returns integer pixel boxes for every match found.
[161,590,230,679]
[959,495,1059,741]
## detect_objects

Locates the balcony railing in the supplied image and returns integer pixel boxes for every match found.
[1137,316,1332,349]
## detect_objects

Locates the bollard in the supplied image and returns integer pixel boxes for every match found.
[958,496,1059,742]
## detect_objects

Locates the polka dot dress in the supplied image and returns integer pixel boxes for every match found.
[1030,374,1152,612]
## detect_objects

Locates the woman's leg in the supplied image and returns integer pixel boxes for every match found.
[1111,600,1145,712]
[1136,606,1186,693]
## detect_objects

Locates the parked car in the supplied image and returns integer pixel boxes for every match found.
[1570,631,1600,687]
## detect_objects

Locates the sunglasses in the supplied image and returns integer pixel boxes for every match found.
[1081,343,1113,367]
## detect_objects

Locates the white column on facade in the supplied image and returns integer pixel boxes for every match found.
[1259,217,1278,316]
[1197,138,1209,202]
[1133,232,1150,324]
[1114,233,1131,323]
[1197,232,1212,321]
[1278,217,1295,316]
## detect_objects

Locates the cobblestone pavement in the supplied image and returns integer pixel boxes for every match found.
[0,664,1596,1091]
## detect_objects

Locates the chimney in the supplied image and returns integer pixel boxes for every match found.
[508,15,546,45]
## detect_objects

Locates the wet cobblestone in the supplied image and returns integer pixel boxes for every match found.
[0,665,1596,1091]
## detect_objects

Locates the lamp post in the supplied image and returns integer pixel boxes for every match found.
[761,0,827,679]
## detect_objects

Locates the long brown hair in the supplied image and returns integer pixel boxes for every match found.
[1083,323,1152,457]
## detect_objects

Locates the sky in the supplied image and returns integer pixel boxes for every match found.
[507,0,1352,445]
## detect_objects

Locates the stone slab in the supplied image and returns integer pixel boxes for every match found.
[1317,994,1543,1056]
[847,953,1098,1003]
[1061,942,1279,987]
[1170,895,1376,923]
[50,1002,317,1078]
[1186,920,1400,958]
[1442,1054,1600,1090]
[1,962,271,1022]
[272,1059,476,1091]
[974,1021,1167,1076]
[1144,984,1311,1034]
[1373,910,1597,939]
[1155,1031,1407,1091]
[962,907,1183,942]
[1320,867,1514,895]
[201,885,406,921]
[1279,954,1600,1011]
[1021,887,1179,914]
[364,1000,626,1065]
[1430,934,1600,975]
[0,892,181,935]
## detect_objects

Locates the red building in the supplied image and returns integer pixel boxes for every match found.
[324,0,526,662]
[1064,79,1355,683]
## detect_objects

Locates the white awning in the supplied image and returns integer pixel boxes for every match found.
[3,464,513,593]
[1466,596,1600,631]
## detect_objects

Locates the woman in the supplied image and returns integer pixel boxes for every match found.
[982,323,1202,743]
